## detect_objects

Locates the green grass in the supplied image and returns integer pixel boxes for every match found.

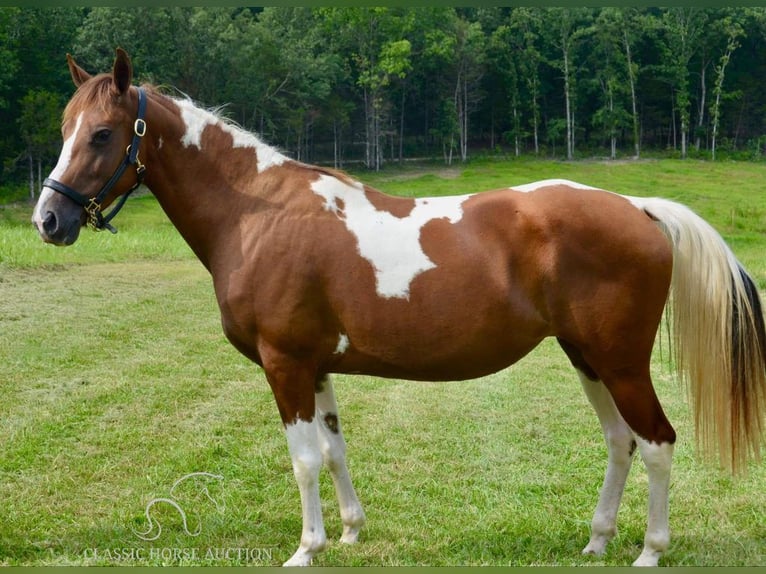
[1,158,766,566]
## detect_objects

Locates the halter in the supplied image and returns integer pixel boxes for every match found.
[43,87,148,234]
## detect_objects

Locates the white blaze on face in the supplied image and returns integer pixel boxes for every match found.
[510,178,603,193]
[33,112,84,227]
[311,174,470,299]
[174,99,286,172]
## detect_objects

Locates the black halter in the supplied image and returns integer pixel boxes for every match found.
[43,87,148,234]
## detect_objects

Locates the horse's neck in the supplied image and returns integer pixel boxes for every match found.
[143,94,289,269]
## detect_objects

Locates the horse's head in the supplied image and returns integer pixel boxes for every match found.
[32,48,147,245]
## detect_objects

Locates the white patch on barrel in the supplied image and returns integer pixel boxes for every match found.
[311,174,469,299]
[33,112,84,227]
[334,334,349,355]
[510,178,603,193]
[174,99,286,172]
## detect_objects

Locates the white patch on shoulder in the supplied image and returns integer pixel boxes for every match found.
[511,178,603,193]
[334,333,349,355]
[174,99,287,172]
[312,174,469,299]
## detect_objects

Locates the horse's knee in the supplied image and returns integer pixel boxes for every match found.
[286,420,323,481]
[605,428,636,462]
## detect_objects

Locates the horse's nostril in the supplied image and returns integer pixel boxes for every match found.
[42,211,57,235]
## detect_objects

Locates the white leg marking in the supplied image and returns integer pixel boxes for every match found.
[32,113,84,227]
[283,419,326,567]
[632,437,673,567]
[311,174,471,299]
[578,372,636,557]
[315,377,365,544]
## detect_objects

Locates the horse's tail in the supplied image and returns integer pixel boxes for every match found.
[628,195,766,472]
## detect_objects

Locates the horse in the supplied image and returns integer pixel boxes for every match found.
[32,49,766,567]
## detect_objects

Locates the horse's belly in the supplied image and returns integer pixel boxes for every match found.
[330,313,548,381]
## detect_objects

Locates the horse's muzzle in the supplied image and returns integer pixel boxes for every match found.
[32,189,84,246]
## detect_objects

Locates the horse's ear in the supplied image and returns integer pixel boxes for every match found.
[112,47,133,95]
[67,54,91,87]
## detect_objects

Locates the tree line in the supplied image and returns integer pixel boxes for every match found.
[3,7,766,199]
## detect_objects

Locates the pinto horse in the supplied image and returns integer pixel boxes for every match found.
[32,49,766,567]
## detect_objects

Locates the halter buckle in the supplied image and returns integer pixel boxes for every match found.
[134,118,147,137]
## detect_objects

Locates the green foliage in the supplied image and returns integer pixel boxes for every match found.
[5,7,766,185]
[18,89,61,156]
[0,8,20,110]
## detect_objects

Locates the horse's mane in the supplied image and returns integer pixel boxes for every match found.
[160,89,360,186]
[65,77,358,187]
[303,164,359,187]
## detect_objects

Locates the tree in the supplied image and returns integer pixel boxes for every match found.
[425,13,485,163]
[710,15,744,160]
[429,98,460,165]
[18,89,61,200]
[489,9,543,157]
[0,8,20,181]
[0,8,81,186]
[658,8,707,158]
[489,23,521,155]
[614,7,645,158]
[451,17,485,162]
[543,8,594,160]
[0,9,19,111]
[254,8,344,161]
[592,8,635,159]
[319,7,414,170]
[512,8,544,155]
[75,8,191,85]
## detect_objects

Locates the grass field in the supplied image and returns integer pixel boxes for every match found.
[1,158,766,566]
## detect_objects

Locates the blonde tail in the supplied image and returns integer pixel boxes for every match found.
[628,196,766,472]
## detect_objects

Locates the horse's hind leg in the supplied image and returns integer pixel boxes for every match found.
[631,436,673,566]
[560,339,675,566]
[575,369,637,557]
[315,376,366,544]
[597,372,675,567]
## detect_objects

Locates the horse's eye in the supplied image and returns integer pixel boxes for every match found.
[91,129,112,145]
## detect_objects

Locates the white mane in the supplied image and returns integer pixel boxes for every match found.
[171,95,287,173]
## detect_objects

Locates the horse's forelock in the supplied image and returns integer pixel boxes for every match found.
[63,73,127,124]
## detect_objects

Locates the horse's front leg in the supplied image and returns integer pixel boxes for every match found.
[284,417,326,566]
[264,359,327,567]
